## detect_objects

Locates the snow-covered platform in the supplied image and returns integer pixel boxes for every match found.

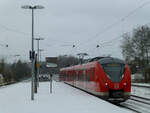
[0,81,131,113]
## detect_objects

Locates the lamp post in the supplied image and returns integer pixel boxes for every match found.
[21,5,44,100]
[34,38,44,87]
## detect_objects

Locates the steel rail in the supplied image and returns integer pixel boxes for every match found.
[131,95,150,101]
[117,104,141,113]
[118,95,150,113]
[132,84,150,88]
[65,82,140,113]
[130,95,150,105]
[65,82,150,113]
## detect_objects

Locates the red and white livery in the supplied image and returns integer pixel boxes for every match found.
[60,57,131,102]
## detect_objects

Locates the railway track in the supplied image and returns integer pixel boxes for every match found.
[130,95,150,105]
[132,84,150,88]
[65,83,150,113]
[119,95,150,113]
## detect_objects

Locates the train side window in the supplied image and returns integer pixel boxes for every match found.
[92,68,95,80]
[87,70,91,81]
[85,70,89,81]
[75,71,78,81]
[83,70,86,81]
[79,70,82,81]
[78,71,81,81]
[90,68,95,80]
[79,70,83,81]
[72,71,74,81]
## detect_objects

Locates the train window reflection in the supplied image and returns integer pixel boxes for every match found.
[101,63,125,82]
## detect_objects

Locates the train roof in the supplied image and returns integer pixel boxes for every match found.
[60,61,97,71]
[88,56,125,64]
[88,56,105,62]
[98,57,125,64]
[60,57,125,71]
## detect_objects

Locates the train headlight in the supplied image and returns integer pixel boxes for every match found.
[123,82,127,86]
[105,82,108,86]
[105,82,109,88]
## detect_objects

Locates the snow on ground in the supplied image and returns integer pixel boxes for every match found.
[132,83,150,99]
[0,81,131,113]
[132,83,150,87]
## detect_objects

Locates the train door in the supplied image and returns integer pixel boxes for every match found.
[83,70,86,89]
[75,71,78,86]
[72,70,75,86]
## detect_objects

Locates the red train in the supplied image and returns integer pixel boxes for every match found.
[59,57,131,102]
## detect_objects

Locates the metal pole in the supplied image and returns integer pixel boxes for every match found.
[37,39,39,87]
[22,5,44,101]
[39,49,44,63]
[31,8,35,100]
[34,54,38,93]
[40,50,41,64]
[39,49,42,75]
[35,38,44,87]
[50,74,52,93]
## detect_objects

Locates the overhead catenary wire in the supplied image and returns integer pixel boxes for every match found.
[0,1,148,47]
[0,23,31,36]
[43,0,150,55]
[96,22,150,48]
[74,0,150,57]
[0,23,72,45]
[0,1,149,58]
[79,0,150,46]
[0,24,75,49]
[36,0,150,58]
[85,22,150,57]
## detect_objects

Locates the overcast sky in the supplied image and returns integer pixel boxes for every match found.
[0,0,150,62]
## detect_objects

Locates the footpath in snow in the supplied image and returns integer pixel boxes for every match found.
[0,81,131,113]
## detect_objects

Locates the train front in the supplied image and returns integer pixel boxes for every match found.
[98,57,131,102]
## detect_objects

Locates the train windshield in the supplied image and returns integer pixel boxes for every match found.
[101,63,125,82]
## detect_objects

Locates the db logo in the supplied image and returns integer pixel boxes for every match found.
[114,83,119,89]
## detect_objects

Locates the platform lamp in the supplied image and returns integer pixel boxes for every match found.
[21,5,44,100]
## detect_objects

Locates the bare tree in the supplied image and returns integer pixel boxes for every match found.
[121,25,150,82]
